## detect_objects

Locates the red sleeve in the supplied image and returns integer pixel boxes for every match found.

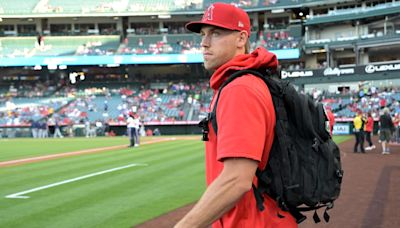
[215,80,274,163]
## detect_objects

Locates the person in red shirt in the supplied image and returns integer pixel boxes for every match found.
[379,97,386,109]
[175,2,297,228]
[326,106,335,136]
[394,113,400,143]
[364,111,376,150]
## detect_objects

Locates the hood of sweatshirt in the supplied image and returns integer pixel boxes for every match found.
[209,47,278,90]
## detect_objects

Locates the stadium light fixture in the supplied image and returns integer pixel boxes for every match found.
[158,14,171,19]
[311,49,327,53]
[106,63,120,67]
[47,64,57,70]
[59,65,67,70]
[271,9,284,13]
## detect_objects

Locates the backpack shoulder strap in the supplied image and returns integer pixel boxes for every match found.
[209,69,266,135]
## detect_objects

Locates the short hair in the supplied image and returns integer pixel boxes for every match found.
[383,107,390,114]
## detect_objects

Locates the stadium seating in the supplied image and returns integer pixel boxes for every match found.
[3,30,299,57]
[0,35,120,57]
[305,1,400,25]
[45,0,129,14]
[0,96,72,125]
[0,0,383,17]
[0,37,37,57]
[1,78,399,128]
[0,0,38,14]
[45,35,120,56]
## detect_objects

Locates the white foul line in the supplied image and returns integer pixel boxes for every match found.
[5,163,148,199]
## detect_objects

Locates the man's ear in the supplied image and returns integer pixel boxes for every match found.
[237,31,248,49]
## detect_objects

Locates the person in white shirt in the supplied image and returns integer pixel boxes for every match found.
[133,116,141,146]
[126,112,137,147]
[53,119,64,138]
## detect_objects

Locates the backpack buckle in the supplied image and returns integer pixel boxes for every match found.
[198,113,211,141]
[312,138,319,151]
[277,196,289,211]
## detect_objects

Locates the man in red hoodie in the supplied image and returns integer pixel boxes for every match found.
[175,2,297,228]
[326,106,335,136]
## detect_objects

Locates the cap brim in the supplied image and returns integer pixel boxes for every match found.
[185,21,236,33]
[185,21,204,33]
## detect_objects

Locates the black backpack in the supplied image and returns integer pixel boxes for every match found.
[199,69,344,224]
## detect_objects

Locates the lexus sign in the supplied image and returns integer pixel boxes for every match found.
[365,63,400,73]
[281,70,313,79]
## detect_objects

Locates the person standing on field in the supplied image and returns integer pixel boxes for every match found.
[175,2,297,228]
[133,114,140,147]
[364,111,375,150]
[326,106,335,136]
[379,108,395,154]
[53,118,64,138]
[353,109,366,153]
[393,113,400,143]
[126,112,136,147]
[31,119,39,138]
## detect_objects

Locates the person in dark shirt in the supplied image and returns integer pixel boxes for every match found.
[30,119,39,138]
[379,108,394,154]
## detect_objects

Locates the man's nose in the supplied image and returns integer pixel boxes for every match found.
[200,35,210,48]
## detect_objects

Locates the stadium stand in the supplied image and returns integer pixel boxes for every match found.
[0,0,38,15]
[0,37,37,57]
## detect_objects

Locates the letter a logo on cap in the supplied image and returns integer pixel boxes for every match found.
[203,5,214,21]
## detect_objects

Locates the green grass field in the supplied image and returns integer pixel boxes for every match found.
[0,135,351,228]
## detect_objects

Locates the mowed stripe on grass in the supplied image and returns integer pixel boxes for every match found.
[0,136,197,162]
[0,139,205,228]
[0,137,128,162]
[0,137,178,167]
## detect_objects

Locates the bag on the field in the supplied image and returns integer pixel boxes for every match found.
[199,69,344,224]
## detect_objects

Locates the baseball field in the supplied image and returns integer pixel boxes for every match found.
[0,135,351,228]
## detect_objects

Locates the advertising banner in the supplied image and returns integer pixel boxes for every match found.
[0,49,300,67]
[281,62,400,79]
[333,123,351,135]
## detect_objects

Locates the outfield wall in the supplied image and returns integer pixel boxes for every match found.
[0,119,381,138]
[0,123,202,138]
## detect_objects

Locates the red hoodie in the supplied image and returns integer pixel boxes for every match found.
[206,47,297,228]
[210,47,278,90]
